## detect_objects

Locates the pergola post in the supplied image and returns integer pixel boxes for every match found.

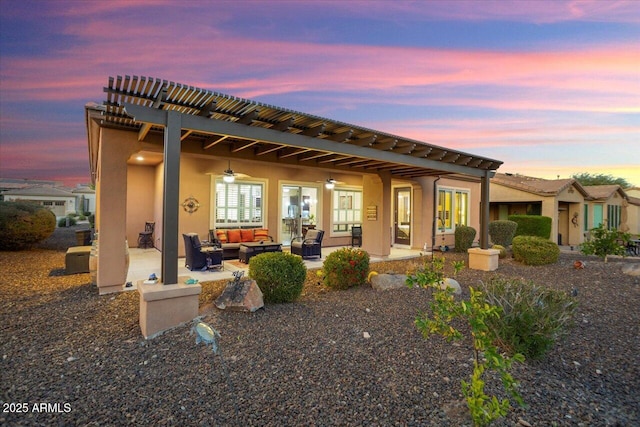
[162,110,181,285]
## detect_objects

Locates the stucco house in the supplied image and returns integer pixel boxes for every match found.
[489,173,589,246]
[71,184,96,215]
[85,75,504,298]
[583,185,635,235]
[1,186,76,218]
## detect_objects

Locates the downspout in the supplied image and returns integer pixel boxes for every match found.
[432,176,441,253]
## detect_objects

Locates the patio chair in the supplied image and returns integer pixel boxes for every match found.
[291,229,324,259]
[183,233,222,271]
[137,221,155,249]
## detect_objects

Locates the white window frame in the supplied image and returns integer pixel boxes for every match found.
[330,186,363,236]
[212,178,266,228]
[437,186,470,233]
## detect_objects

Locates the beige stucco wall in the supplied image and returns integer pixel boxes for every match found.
[127,165,157,247]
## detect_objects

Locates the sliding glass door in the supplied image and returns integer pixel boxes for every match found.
[280,185,319,246]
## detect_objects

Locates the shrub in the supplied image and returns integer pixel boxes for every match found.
[492,244,507,259]
[248,252,306,303]
[512,235,560,266]
[509,215,552,239]
[480,277,578,360]
[0,201,56,250]
[57,216,77,227]
[322,247,370,290]
[454,225,476,252]
[489,220,518,247]
[580,224,629,263]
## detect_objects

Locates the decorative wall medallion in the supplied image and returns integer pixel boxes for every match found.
[182,196,200,214]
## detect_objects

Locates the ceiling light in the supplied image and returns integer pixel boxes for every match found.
[325,178,336,190]
[223,160,235,183]
[136,155,144,161]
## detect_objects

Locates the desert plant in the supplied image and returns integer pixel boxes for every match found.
[0,201,56,250]
[248,252,306,303]
[455,225,476,252]
[489,220,518,247]
[480,277,578,360]
[580,224,629,263]
[492,244,507,259]
[512,235,560,266]
[407,259,524,426]
[57,216,77,227]
[509,215,552,239]
[322,247,370,289]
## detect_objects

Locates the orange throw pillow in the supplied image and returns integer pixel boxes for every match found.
[215,230,228,243]
[253,229,269,242]
[227,229,241,243]
[241,229,254,242]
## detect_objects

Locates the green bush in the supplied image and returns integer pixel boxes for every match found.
[512,235,560,265]
[492,244,507,259]
[454,225,476,252]
[248,252,306,303]
[509,215,552,239]
[0,201,56,250]
[580,224,629,263]
[57,216,77,227]
[322,247,370,290]
[480,277,577,360]
[489,220,518,247]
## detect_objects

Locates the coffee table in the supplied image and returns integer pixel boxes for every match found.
[238,241,282,263]
[200,246,224,270]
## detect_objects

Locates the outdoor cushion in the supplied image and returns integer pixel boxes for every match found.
[253,228,269,242]
[227,229,241,243]
[216,230,228,243]
[241,229,254,242]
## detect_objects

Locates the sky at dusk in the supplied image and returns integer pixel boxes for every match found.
[1,0,638,187]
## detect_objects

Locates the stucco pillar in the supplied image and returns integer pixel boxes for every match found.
[96,129,140,294]
[362,172,391,257]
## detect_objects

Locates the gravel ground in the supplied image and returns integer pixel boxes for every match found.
[1,226,639,426]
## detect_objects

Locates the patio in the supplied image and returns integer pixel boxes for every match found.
[125,245,426,289]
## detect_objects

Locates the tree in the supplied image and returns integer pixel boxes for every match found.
[571,173,630,188]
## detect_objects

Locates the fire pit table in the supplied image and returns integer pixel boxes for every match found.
[238,241,282,263]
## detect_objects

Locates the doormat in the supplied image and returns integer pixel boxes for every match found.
[225,260,249,270]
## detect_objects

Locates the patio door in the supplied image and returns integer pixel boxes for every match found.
[394,187,411,245]
[280,185,319,246]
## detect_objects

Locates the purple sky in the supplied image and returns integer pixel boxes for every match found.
[1,0,638,187]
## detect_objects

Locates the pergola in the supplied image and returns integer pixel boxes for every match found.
[88,75,503,286]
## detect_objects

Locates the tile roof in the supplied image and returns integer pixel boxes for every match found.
[491,173,589,197]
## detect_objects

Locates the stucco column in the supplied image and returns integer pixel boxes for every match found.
[362,172,391,257]
[480,171,491,249]
[96,129,141,294]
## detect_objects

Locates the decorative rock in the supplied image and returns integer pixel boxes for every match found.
[439,278,462,295]
[370,273,408,291]
[215,279,264,312]
[622,263,640,277]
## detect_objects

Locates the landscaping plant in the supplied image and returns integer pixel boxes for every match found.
[454,225,476,252]
[480,277,578,360]
[0,201,56,250]
[509,215,552,239]
[322,247,370,289]
[512,235,560,266]
[580,224,630,263]
[407,257,524,426]
[248,252,306,303]
[488,220,517,247]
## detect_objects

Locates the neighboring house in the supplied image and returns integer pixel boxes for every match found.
[583,185,633,234]
[85,75,504,294]
[624,188,640,236]
[71,184,96,214]
[1,186,76,218]
[489,173,589,246]
[0,178,64,197]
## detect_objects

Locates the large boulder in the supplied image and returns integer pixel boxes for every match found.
[622,263,640,277]
[215,279,264,312]
[370,274,408,291]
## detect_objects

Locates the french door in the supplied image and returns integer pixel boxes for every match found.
[394,187,411,245]
[280,184,319,246]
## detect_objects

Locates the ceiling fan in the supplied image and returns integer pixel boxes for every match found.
[315,176,344,189]
[222,160,250,182]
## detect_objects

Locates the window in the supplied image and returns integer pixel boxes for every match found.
[583,204,589,232]
[438,187,470,232]
[593,204,603,228]
[332,189,362,233]
[607,204,621,230]
[215,180,263,227]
